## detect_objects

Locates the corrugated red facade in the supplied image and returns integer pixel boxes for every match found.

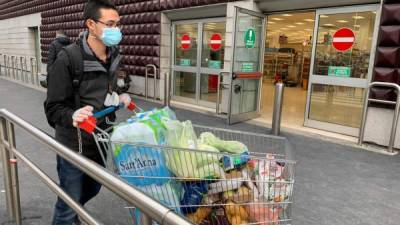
[0,0,235,77]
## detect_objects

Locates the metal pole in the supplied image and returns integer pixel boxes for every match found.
[19,57,24,83]
[145,66,149,99]
[0,118,15,219]
[12,149,104,225]
[11,56,15,79]
[6,122,22,225]
[272,83,284,136]
[153,67,157,100]
[388,90,400,152]
[164,72,169,106]
[141,214,152,225]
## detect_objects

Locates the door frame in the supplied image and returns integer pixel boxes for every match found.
[171,17,226,108]
[227,6,267,124]
[304,4,381,136]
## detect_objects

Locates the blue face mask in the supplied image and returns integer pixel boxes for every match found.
[101,28,122,47]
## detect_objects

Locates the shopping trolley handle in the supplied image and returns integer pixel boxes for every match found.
[79,101,136,134]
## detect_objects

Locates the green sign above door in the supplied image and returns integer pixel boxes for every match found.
[328,66,351,77]
[244,28,256,49]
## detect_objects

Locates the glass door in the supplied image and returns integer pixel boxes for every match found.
[172,19,226,108]
[228,7,266,124]
[304,5,380,136]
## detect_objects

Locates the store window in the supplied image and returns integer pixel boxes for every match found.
[175,24,198,67]
[313,11,376,78]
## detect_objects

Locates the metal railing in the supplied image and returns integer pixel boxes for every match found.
[358,82,400,153]
[145,64,158,100]
[0,109,192,225]
[0,53,42,88]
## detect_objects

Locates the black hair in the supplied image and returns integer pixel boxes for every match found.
[83,0,117,22]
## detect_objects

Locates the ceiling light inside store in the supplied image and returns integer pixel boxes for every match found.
[287,25,296,28]
[268,21,276,24]
[323,24,335,27]
[295,22,305,25]
[354,25,360,28]
[337,20,348,23]
[353,16,365,19]
[272,18,284,21]
[281,28,289,30]
[320,15,329,18]
[282,14,292,17]
[304,19,315,22]
[304,28,313,31]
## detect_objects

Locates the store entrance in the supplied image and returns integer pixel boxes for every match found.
[262,12,315,128]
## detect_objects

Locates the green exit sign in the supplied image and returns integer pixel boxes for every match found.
[328,66,351,77]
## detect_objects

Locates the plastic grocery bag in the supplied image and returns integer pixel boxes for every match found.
[163,120,225,179]
[111,121,172,186]
[116,144,172,186]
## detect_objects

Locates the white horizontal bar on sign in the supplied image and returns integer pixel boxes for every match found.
[181,40,191,44]
[333,37,355,42]
[210,40,222,44]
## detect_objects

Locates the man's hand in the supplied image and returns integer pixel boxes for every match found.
[119,93,131,108]
[72,106,94,127]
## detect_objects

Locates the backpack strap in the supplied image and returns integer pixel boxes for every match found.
[64,43,84,110]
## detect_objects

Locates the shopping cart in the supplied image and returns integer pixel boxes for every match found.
[79,103,296,225]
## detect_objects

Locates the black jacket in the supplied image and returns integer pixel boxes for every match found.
[47,36,70,70]
[45,31,122,157]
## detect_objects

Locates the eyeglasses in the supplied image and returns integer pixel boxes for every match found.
[95,20,121,29]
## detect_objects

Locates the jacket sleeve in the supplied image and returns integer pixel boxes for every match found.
[47,41,57,67]
[45,50,75,128]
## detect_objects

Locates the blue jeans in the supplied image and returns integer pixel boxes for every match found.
[51,155,103,225]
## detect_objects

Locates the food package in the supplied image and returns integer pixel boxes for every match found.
[224,201,249,225]
[181,182,208,214]
[199,207,230,225]
[187,207,213,224]
[246,204,282,225]
[223,186,253,204]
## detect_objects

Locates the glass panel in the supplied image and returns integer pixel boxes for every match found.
[309,84,364,127]
[175,24,198,67]
[174,71,196,99]
[202,22,226,69]
[231,79,259,114]
[313,11,376,78]
[200,73,219,103]
[234,12,263,72]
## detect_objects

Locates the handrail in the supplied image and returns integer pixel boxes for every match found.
[217,72,229,114]
[0,109,192,225]
[358,82,400,153]
[145,64,158,100]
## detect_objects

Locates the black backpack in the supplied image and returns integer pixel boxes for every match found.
[44,43,83,128]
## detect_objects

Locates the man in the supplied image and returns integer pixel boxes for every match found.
[45,0,130,224]
[47,30,70,70]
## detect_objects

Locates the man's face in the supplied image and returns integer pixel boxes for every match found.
[87,8,120,41]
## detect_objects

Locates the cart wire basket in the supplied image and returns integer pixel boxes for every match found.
[83,107,295,225]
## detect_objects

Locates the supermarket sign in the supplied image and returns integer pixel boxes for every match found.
[328,66,351,77]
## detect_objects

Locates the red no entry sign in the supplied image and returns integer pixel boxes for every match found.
[181,34,191,50]
[209,33,222,51]
[332,28,355,52]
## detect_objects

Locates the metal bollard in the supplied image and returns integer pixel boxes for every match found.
[272,83,285,136]
[0,118,15,219]
[6,122,22,225]
[164,72,170,107]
